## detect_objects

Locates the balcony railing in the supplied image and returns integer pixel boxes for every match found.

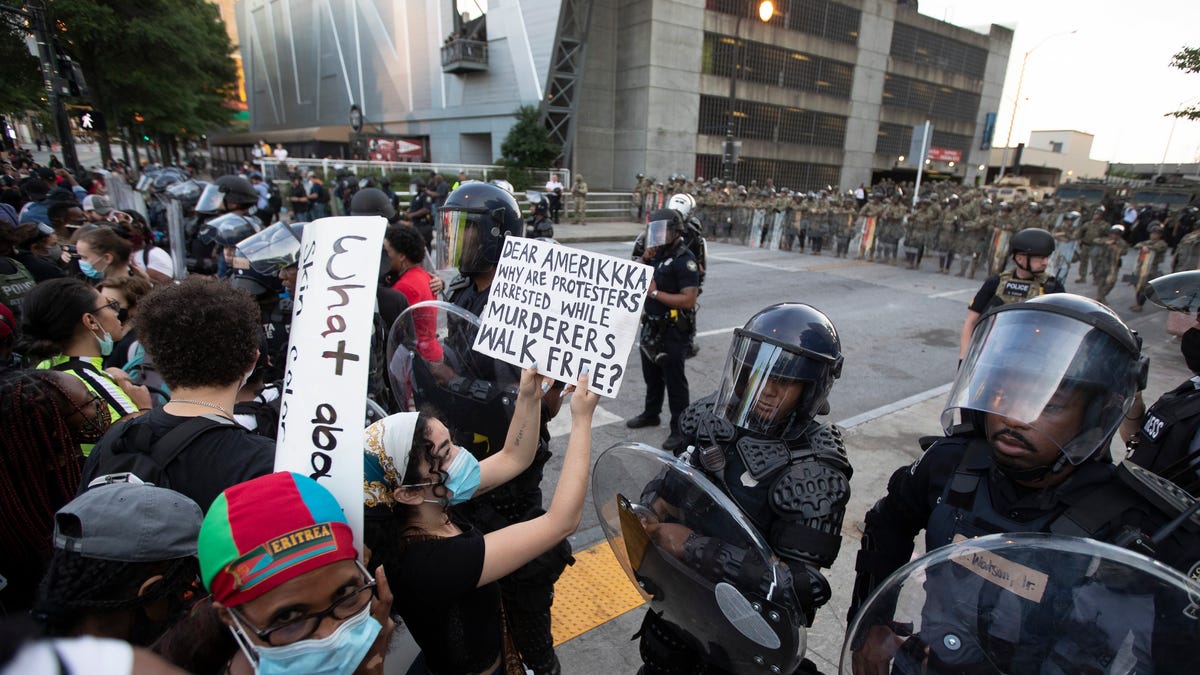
[441,39,488,74]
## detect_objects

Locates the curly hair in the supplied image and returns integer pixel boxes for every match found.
[384,224,427,264]
[19,278,99,363]
[364,410,451,571]
[136,276,260,388]
[98,275,152,314]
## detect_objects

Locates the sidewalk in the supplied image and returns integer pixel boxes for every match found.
[550,219,642,244]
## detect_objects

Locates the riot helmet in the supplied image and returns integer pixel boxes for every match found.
[198,212,263,247]
[1009,227,1055,274]
[489,178,515,194]
[230,267,283,300]
[713,303,844,440]
[235,221,306,274]
[165,179,204,206]
[195,175,258,214]
[667,193,696,218]
[644,208,685,250]
[437,180,523,274]
[349,187,397,221]
[945,294,1143,478]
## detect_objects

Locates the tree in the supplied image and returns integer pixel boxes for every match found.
[0,21,47,118]
[498,105,560,168]
[47,0,238,165]
[1169,46,1200,121]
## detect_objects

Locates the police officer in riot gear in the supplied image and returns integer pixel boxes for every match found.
[958,227,1063,361]
[436,180,571,675]
[632,194,707,357]
[194,175,262,277]
[851,294,1200,634]
[635,303,851,675]
[627,208,700,453]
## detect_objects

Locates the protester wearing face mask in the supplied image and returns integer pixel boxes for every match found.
[10,220,66,282]
[21,278,150,456]
[32,482,204,650]
[76,226,148,284]
[199,472,395,675]
[0,369,112,613]
[0,204,38,317]
[124,211,174,285]
[79,277,275,511]
[362,371,600,675]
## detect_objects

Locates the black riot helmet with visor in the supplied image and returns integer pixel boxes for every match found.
[644,208,685,251]
[713,303,844,440]
[195,175,258,214]
[945,294,1144,475]
[437,180,523,274]
[235,220,305,274]
[198,212,263,247]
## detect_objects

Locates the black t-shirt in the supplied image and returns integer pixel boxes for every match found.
[389,523,502,674]
[309,182,330,204]
[12,250,65,283]
[967,274,1064,313]
[289,184,310,213]
[79,408,276,511]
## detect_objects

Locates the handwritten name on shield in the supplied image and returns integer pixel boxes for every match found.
[275,216,385,553]
[473,237,652,397]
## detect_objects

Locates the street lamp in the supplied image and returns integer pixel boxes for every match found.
[998,29,1076,179]
[723,1,774,182]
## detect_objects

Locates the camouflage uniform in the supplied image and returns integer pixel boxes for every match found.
[1174,229,1200,273]
[1131,234,1169,311]
[1074,212,1109,281]
[933,198,962,274]
[808,196,831,255]
[877,198,907,265]
[856,195,887,261]
[1091,230,1128,306]
[832,198,856,257]
[633,175,648,221]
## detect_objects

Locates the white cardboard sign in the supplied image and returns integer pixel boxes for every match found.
[473,237,652,397]
[274,216,385,552]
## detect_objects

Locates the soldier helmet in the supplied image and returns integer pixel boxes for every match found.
[1028,202,1042,212]
[349,187,397,221]
[667,193,696,218]
[438,181,524,275]
[999,201,1013,210]
[1009,228,1056,258]
[1066,211,1081,221]
[948,194,961,202]
[713,303,844,439]
[636,173,645,180]
[1110,224,1125,235]
[1149,222,1164,235]
[947,294,1143,477]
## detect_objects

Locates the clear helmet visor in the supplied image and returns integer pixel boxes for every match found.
[944,310,1138,465]
[194,183,225,215]
[645,219,672,249]
[436,209,483,273]
[165,179,203,203]
[713,332,826,438]
[235,221,305,274]
[1146,271,1200,312]
[198,212,262,247]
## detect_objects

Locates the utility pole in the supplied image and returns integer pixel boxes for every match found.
[24,0,80,173]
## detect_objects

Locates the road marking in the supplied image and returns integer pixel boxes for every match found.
[928,288,975,299]
[696,326,738,338]
[548,404,624,438]
[835,382,953,430]
[707,254,803,271]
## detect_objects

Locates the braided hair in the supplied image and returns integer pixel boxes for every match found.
[0,370,82,562]
[19,278,98,364]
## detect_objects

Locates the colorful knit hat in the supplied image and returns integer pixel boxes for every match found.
[198,472,357,607]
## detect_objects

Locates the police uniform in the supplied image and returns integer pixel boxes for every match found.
[1129,375,1200,496]
[851,432,1200,620]
[638,239,700,439]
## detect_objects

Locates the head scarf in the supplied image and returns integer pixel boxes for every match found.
[363,412,420,510]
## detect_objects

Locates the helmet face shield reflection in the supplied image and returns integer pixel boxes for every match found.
[235,221,304,274]
[437,209,483,273]
[714,330,829,438]
[194,183,225,215]
[944,309,1139,465]
[645,219,672,249]
[198,212,262,247]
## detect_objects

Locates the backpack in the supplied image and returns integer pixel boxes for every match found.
[85,415,236,490]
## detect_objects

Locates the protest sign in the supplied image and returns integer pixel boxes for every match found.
[275,216,385,553]
[473,237,652,397]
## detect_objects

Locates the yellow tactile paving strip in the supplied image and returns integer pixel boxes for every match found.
[551,541,648,645]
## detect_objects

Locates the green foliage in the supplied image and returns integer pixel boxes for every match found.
[1169,46,1200,121]
[47,0,239,159]
[498,105,559,169]
[0,23,47,116]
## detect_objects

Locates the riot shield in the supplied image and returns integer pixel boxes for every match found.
[592,443,806,674]
[1146,270,1200,312]
[842,533,1200,674]
[386,300,519,453]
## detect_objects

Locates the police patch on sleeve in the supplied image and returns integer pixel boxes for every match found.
[686,260,698,272]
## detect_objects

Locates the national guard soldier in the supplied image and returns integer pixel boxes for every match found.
[1174,226,1200,273]
[877,194,907,265]
[1130,222,1169,312]
[634,173,648,221]
[904,197,931,269]
[627,208,700,454]
[958,227,1063,361]
[635,303,852,675]
[789,191,807,253]
[1092,224,1129,306]
[808,192,831,255]
[571,173,588,225]
[1074,207,1109,282]
[933,194,961,274]
[851,293,1200,669]
[856,191,887,261]
[832,194,857,258]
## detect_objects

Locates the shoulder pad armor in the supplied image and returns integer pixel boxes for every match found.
[447,274,472,294]
[1116,463,1200,533]
[737,436,792,479]
[678,394,736,444]
[805,423,852,477]
[770,460,851,519]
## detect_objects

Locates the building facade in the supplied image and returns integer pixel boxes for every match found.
[233,0,1011,191]
[988,130,1109,183]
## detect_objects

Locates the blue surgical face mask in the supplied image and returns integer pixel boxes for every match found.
[79,259,106,279]
[443,446,481,505]
[95,329,114,357]
[231,603,382,675]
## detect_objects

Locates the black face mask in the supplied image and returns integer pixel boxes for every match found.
[1182,327,1200,374]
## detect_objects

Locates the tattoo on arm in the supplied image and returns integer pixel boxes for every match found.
[514,423,527,447]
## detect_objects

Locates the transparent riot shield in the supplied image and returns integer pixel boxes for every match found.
[842,533,1200,674]
[165,199,188,280]
[592,443,806,674]
[386,300,519,452]
[1146,270,1200,312]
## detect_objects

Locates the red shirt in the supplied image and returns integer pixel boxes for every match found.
[392,266,443,361]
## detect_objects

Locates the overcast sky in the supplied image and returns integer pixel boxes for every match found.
[918,0,1200,166]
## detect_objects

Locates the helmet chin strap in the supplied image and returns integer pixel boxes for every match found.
[1013,254,1033,275]
[997,456,1067,484]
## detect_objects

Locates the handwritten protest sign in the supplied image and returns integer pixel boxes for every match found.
[275,217,385,553]
[474,237,651,397]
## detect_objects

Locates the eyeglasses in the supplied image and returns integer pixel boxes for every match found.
[93,298,120,314]
[231,565,376,646]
